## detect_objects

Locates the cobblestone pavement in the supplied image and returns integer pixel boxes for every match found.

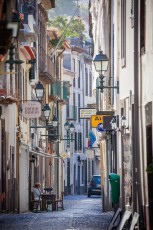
[0,195,114,230]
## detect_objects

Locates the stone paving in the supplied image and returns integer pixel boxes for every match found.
[0,195,114,230]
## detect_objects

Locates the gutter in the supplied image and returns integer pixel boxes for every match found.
[133,1,144,228]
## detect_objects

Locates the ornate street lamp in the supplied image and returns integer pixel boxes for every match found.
[52,115,58,127]
[110,116,117,130]
[42,104,51,123]
[35,82,44,101]
[121,115,128,129]
[93,51,109,73]
[93,51,119,93]
[70,123,75,133]
[5,45,24,72]
[64,121,70,131]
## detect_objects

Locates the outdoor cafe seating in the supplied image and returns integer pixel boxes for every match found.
[41,187,56,211]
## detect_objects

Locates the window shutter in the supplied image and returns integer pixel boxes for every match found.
[75,132,77,151]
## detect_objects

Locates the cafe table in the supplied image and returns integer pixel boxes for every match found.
[41,193,56,211]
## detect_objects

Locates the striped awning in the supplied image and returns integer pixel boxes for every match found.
[20,45,35,60]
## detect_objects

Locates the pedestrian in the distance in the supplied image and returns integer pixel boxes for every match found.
[33,182,42,201]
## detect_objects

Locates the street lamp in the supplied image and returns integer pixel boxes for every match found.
[42,104,51,123]
[35,82,44,101]
[121,115,128,129]
[70,123,75,133]
[93,51,109,73]
[52,115,58,127]
[93,51,119,93]
[64,121,75,145]
[110,116,117,130]
[64,121,70,131]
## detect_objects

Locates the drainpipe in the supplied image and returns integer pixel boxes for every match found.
[133,1,144,228]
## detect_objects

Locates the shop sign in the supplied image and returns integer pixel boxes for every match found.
[22,101,41,118]
[79,108,96,119]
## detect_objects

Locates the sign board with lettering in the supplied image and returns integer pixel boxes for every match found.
[91,115,103,127]
[22,101,41,118]
[79,108,96,119]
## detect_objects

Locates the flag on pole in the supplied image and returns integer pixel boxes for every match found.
[88,129,96,148]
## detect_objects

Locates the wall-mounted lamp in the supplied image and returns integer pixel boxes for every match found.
[121,115,128,129]
[93,51,119,93]
[42,103,51,124]
[110,115,119,131]
[52,115,58,127]
[110,116,117,130]
[63,121,75,144]
[5,45,24,72]
[35,81,44,101]
[93,51,109,73]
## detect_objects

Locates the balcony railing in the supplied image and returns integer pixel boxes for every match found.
[39,54,55,84]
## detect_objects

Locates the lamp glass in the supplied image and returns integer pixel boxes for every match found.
[52,115,58,127]
[111,117,117,130]
[35,82,44,100]
[93,51,109,73]
[64,121,70,131]
[121,115,127,127]
[70,123,75,133]
[43,104,51,120]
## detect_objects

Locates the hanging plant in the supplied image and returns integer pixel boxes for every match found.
[146,159,153,174]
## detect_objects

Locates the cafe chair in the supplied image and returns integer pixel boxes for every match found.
[55,191,64,210]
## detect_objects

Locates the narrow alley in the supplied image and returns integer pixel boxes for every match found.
[0,195,113,230]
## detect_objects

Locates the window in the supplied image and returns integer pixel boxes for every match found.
[89,71,92,97]
[85,67,88,96]
[74,132,78,151]
[121,0,126,67]
[78,60,80,88]
[86,120,89,138]
[66,98,70,118]
[78,94,80,122]
[140,0,146,54]
[78,132,82,151]
[131,0,134,28]
[73,58,75,87]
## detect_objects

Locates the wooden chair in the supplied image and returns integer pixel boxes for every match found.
[55,192,64,210]
[107,208,122,230]
[31,192,41,213]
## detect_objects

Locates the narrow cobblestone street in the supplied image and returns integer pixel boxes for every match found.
[0,195,113,230]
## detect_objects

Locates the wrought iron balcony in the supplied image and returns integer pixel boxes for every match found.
[39,54,55,84]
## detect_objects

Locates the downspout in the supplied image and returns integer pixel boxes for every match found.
[134,1,144,228]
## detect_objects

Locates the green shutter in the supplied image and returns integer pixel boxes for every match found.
[75,132,77,151]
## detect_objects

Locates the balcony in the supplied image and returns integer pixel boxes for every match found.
[48,81,70,102]
[0,64,21,104]
[39,54,55,84]
[19,1,38,43]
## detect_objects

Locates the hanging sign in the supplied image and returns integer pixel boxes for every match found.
[79,108,96,119]
[91,115,103,128]
[22,101,41,118]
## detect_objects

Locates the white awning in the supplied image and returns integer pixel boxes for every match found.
[29,150,62,159]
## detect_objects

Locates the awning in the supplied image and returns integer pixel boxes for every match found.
[20,45,35,60]
[29,150,62,159]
